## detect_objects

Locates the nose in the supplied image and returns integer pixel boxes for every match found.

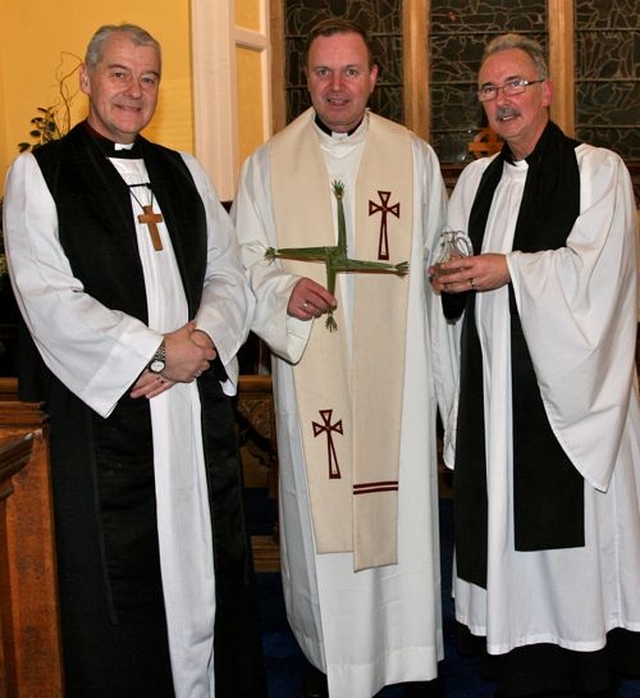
[330,72,344,91]
[124,78,143,98]
[494,85,511,106]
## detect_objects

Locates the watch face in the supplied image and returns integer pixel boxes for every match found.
[150,359,166,373]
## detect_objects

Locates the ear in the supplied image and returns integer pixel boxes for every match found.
[79,64,91,96]
[541,78,553,108]
[369,63,379,93]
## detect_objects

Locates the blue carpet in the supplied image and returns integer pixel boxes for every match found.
[253,494,640,698]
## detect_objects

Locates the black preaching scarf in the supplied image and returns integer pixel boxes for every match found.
[444,121,585,588]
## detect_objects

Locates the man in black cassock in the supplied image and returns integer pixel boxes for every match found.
[3,22,266,698]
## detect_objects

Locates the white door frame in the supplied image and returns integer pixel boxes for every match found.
[190,0,272,201]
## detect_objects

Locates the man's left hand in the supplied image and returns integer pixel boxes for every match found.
[130,371,176,399]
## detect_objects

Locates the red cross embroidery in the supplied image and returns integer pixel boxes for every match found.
[312,409,343,479]
[368,190,400,260]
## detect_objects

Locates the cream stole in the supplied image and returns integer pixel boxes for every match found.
[270,109,413,570]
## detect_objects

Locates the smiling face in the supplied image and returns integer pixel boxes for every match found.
[80,31,161,143]
[306,31,378,133]
[479,47,552,160]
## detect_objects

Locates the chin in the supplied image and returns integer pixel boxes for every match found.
[326,117,355,132]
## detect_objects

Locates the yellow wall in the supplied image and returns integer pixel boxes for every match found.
[0,0,194,190]
[236,45,265,168]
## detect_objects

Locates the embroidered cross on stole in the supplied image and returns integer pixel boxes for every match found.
[369,190,401,260]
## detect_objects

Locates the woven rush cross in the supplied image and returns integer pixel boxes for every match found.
[265,180,409,331]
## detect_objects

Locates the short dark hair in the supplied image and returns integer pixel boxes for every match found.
[305,18,374,69]
[85,23,161,73]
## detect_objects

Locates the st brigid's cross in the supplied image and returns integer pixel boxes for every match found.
[312,409,343,479]
[265,181,409,331]
[368,190,400,260]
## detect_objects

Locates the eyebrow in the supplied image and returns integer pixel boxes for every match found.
[311,62,363,69]
[106,62,160,78]
[479,74,525,87]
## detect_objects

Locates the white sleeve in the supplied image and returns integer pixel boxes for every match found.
[508,146,638,489]
[429,157,487,467]
[231,146,312,364]
[3,153,161,417]
[181,153,254,393]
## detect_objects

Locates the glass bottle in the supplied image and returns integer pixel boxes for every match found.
[432,229,473,277]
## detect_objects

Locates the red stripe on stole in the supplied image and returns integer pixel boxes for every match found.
[353,481,399,495]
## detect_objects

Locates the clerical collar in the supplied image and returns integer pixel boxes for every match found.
[314,113,363,138]
[83,121,142,159]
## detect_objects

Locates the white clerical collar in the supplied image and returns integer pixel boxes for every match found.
[313,109,369,140]
[110,142,143,160]
[313,112,369,152]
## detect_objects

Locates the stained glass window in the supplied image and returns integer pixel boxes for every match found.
[574,0,640,159]
[280,1,639,169]
[429,0,547,163]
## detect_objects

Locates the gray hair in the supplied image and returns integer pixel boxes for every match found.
[481,33,548,80]
[84,23,161,72]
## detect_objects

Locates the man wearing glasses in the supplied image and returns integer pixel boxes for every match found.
[431,33,640,698]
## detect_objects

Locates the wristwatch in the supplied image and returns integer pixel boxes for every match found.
[148,341,166,374]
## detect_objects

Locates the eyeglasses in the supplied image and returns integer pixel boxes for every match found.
[477,78,545,102]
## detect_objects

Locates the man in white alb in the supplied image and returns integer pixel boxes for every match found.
[431,32,640,698]
[233,17,448,698]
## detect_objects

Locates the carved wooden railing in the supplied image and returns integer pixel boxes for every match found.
[235,374,280,571]
[0,377,63,698]
[236,374,278,495]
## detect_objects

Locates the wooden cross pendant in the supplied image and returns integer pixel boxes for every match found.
[138,205,164,251]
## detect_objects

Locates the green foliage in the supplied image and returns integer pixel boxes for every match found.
[1,53,82,284]
[17,52,82,153]
[17,106,64,152]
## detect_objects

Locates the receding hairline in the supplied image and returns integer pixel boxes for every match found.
[84,23,162,72]
[305,18,375,70]
[481,33,549,81]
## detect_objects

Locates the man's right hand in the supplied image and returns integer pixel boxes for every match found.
[287,277,337,320]
[130,321,216,399]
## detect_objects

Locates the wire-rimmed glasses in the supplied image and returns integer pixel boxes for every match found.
[477,78,545,102]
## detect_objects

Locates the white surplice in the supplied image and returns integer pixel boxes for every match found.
[435,143,640,656]
[4,150,253,698]
[233,113,448,698]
